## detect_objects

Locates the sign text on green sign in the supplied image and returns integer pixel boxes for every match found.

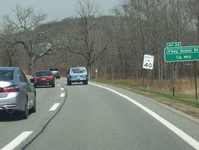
[166,42,182,47]
[164,46,199,62]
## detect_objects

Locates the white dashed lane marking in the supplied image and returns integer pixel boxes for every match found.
[49,103,60,111]
[1,131,33,150]
[60,93,65,97]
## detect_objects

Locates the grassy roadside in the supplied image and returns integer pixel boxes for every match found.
[92,79,199,119]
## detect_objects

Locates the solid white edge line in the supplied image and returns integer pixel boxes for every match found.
[90,82,199,150]
[60,93,65,97]
[49,103,60,111]
[1,131,33,150]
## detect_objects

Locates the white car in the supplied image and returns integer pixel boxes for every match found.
[0,67,36,119]
[67,67,88,85]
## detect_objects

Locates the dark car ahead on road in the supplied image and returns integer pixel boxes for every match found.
[48,67,60,79]
[67,67,88,85]
[0,67,36,119]
[33,70,55,88]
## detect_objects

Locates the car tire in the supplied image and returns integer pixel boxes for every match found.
[52,83,55,87]
[84,80,88,85]
[67,81,71,85]
[34,84,37,88]
[21,100,28,119]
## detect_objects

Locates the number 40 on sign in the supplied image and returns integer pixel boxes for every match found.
[143,54,154,70]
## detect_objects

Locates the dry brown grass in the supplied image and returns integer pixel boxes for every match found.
[138,78,196,96]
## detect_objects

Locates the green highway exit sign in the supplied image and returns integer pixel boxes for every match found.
[164,46,199,62]
[166,42,182,47]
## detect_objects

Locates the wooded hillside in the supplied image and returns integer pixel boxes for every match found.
[0,0,199,82]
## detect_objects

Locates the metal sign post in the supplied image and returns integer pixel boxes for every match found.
[195,61,198,99]
[95,69,98,80]
[172,63,177,96]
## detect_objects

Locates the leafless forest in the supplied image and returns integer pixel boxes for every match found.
[0,0,199,91]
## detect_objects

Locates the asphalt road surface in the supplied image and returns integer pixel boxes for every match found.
[1,79,199,150]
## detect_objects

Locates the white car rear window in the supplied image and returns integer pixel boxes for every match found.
[71,68,86,74]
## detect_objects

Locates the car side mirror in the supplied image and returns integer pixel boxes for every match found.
[30,79,35,83]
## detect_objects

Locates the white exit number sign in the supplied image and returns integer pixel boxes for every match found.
[143,54,154,70]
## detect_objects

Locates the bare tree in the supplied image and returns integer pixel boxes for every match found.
[0,24,18,66]
[66,0,107,78]
[2,5,53,74]
[187,0,199,35]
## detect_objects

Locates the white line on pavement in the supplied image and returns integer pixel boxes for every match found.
[61,87,64,90]
[49,103,60,111]
[1,131,33,150]
[57,84,61,86]
[60,93,65,97]
[90,82,199,150]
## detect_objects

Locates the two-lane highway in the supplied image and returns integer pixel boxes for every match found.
[1,79,199,150]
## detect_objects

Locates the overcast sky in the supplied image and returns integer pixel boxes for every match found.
[0,0,121,23]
